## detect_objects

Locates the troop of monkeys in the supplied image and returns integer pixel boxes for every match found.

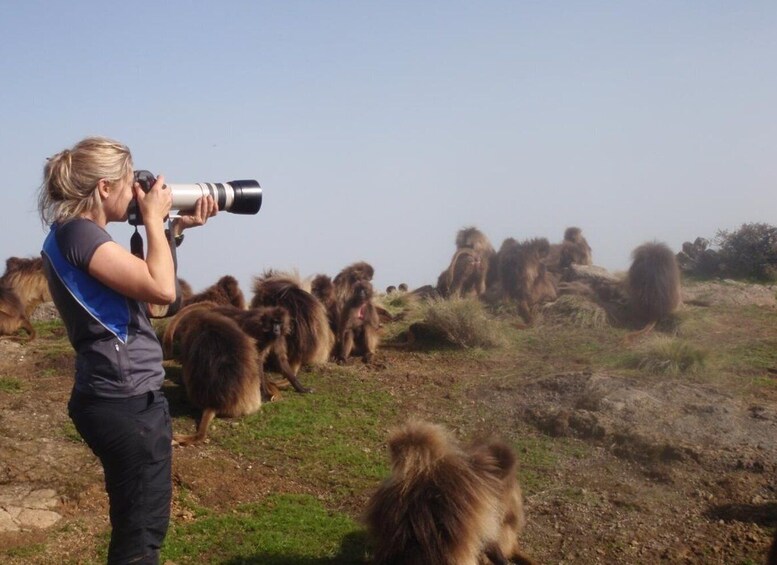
[427,226,682,340]
[162,262,381,445]
[0,225,685,564]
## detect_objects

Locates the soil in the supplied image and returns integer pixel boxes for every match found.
[1,280,776,564]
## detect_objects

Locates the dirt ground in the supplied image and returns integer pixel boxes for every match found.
[1,281,776,564]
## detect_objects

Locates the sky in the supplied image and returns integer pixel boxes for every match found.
[1,1,775,294]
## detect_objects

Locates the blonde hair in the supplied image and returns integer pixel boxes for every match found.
[38,136,133,225]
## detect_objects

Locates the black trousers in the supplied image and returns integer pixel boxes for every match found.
[69,389,172,565]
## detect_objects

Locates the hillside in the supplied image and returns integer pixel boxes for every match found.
[1,278,776,564]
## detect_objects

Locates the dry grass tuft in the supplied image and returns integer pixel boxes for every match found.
[418,297,508,349]
[622,336,708,375]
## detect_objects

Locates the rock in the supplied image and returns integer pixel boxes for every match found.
[16,508,61,529]
[0,508,20,532]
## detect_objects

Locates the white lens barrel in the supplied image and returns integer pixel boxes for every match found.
[168,180,261,214]
[169,183,234,212]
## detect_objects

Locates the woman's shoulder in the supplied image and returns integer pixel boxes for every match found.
[56,218,112,247]
[54,218,114,268]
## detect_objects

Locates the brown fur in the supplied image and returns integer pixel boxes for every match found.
[177,277,194,300]
[251,271,335,379]
[559,226,593,270]
[437,248,487,299]
[336,279,380,363]
[449,227,497,295]
[625,242,681,341]
[364,420,534,565]
[0,284,35,341]
[163,307,261,446]
[333,261,375,304]
[1,257,52,318]
[311,273,338,336]
[495,238,557,324]
[164,301,308,399]
[182,275,245,309]
[544,227,593,276]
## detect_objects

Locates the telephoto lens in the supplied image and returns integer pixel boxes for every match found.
[129,170,262,225]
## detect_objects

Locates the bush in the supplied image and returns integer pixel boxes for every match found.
[679,223,777,281]
[715,223,777,281]
[417,298,508,349]
[622,337,707,375]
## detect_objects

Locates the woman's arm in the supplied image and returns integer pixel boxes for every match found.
[88,176,177,305]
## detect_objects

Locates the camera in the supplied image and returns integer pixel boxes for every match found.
[128,170,262,225]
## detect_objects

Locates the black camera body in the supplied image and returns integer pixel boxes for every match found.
[128,170,262,225]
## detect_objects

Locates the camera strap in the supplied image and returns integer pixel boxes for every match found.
[130,224,145,260]
[131,220,184,318]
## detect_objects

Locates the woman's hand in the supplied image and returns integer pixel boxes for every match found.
[171,195,218,236]
[134,174,173,225]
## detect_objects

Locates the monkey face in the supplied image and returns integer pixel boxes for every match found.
[352,280,374,303]
[262,307,291,337]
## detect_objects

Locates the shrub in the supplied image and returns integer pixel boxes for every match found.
[715,223,777,281]
[622,337,707,375]
[678,223,777,281]
[377,289,417,318]
[543,294,609,329]
[417,298,507,349]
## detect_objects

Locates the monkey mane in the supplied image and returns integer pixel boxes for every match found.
[366,420,514,565]
[563,226,582,242]
[387,420,457,476]
[183,275,245,310]
[456,226,495,255]
[311,274,334,297]
[3,256,43,278]
[627,242,681,324]
[176,309,261,418]
[251,274,334,365]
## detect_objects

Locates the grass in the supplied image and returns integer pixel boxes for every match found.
[416,297,509,349]
[0,376,23,393]
[542,294,609,329]
[619,336,708,376]
[182,368,397,499]
[60,420,84,443]
[375,290,417,318]
[31,320,67,338]
[164,494,367,564]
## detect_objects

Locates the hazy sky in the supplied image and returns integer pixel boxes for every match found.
[2,2,775,293]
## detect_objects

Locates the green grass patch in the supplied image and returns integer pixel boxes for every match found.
[197,370,396,498]
[1,543,46,560]
[60,420,84,443]
[0,376,23,393]
[508,324,622,374]
[512,433,589,494]
[163,493,367,564]
[619,337,707,376]
[376,290,417,318]
[31,319,65,338]
[725,339,777,373]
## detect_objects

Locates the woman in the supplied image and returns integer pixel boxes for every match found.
[38,136,217,564]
